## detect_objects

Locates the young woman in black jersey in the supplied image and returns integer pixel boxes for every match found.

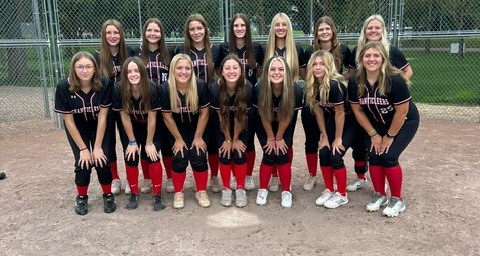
[263,13,307,191]
[133,18,175,194]
[160,54,211,209]
[112,57,165,211]
[177,14,222,194]
[210,54,254,207]
[302,16,367,192]
[348,41,419,217]
[254,56,303,208]
[218,13,265,191]
[54,51,116,215]
[93,19,132,195]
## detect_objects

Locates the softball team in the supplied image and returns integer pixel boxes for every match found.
[57,13,417,217]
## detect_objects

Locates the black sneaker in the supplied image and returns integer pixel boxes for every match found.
[153,194,166,211]
[103,193,116,213]
[0,171,6,180]
[75,195,88,215]
[126,194,139,210]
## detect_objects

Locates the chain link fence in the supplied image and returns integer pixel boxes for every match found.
[1,0,479,136]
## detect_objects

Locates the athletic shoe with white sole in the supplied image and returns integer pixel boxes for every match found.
[315,189,334,206]
[210,176,222,193]
[281,191,292,208]
[256,189,269,206]
[126,194,139,210]
[230,176,237,190]
[303,176,317,191]
[268,177,279,192]
[235,189,248,207]
[195,191,211,208]
[220,189,232,207]
[346,179,367,192]
[173,192,184,209]
[324,192,348,209]
[111,179,121,195]
[382,197,405,217]
[245,176,255,191]
[366,192,389,212]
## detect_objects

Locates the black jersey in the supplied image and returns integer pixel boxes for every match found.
[176,45,221,84]
[159,80,210,125]
[253,82,303,122]
[274,44,307,68]
[305,43,353,73]
[132,47,173,85]
[348,74,419,125]
[111,82,161,122]
[210,79,254,114]
[316,80,347,115]
[218,42,265,85]
[54,77,111,125]
[349,45,409,70]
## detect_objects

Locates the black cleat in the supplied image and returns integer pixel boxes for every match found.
[126,194,139,210]
[153,194,166,211]
[103,193,116,213]
[0,171,6,180]
[75,195,88,215]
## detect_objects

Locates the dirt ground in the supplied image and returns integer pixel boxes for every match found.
[0,118,479,255]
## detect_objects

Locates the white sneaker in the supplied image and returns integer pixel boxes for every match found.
[166,178,174,193]
[303,176,317,191]
[281,191,292,208]
[111,179,121,195]
[346,179,367,192]
[124,180,131,195]
[245,176,255,191]
[324,192,348,209]
[256,189,268,206]
[268,177,279,192]
[382,197,405,217]
[235,189,248,207]
[173,192,184,209]
[195,191,211,208]
[366,192,389,212]
[210,176,221,193]
[230,176,237,190]
[140,179,152,194]
[220,189,232,207]
[315,189,334,206]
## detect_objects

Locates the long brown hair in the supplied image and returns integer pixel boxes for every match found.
[218,54,248,132]
[99,19,128,78]
[313,16,342,71]
[120,57,152,114]
[140,18,171,66]
[183,13,214,83]
[68,51,102,92]
[258,56,294,122]
[228,13,256,69]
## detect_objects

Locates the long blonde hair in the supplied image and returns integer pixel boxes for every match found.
[355,15,390,66]
[258,56,294,122]
[264,13,299,82]
[167,54,199,113]
[356,41,409,97]
[98,19,128,78]
[305,50,345,111]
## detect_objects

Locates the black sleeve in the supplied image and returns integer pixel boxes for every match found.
[390,46,409,70]
[304,45,314,62]
[150,83,162,111]
[209,80,220,110]
[293,83,303,110]
[111,83,123,111]
[100,77,112,107]
[159,82,172,112]
[340,44,353,71]
[197,80,210,109]
[54,79,72,114]
[349,46,357,69]
[328,80,346,106]
[212,44,222,69]
[296,44,307,68]
[246,81,254,110]
[348,76,360,104]
[254,42,265,68]
[389,75,411,105]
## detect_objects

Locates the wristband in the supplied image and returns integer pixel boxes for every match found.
[79,147,88,151]
[367,129,377,137]
[128,140,137,146]
[386,133,396,139]
[267,137,275,141]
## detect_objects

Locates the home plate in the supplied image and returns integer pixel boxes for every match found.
[207,208,261,228]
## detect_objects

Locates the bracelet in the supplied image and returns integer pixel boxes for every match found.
[225,139,231,143]
[267,137,275,141]
[386,133,396,139]
[128,140,137,146]
[79,147,88,151]
[275,138,283,141]
[367,129,378,137]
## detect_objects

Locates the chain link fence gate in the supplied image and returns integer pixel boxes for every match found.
[0,0,479,137]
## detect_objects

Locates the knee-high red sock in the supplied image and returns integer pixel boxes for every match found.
[320,165,334,191]
[193,170,208,191]
[140,159,150,179]
[125,165,139,195]
[354,161,366,180]
[162,156,173,179]
[171,171,186,193]
[110,161,119,180]
[334,167,347,196]
[259,163,273,189]
[219,163,231,189]
[234,163,247,189]
[277,163,292,192]
[369,165,386,195]
[385,165,403,198]
[149,161,163,195]
[76,185,88,196]
[208,153,219,177]
[101,184,112,194]
[305,153,318,177]
[246,150,256,176]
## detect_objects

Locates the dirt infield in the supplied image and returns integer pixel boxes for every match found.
[0,119,479,255]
